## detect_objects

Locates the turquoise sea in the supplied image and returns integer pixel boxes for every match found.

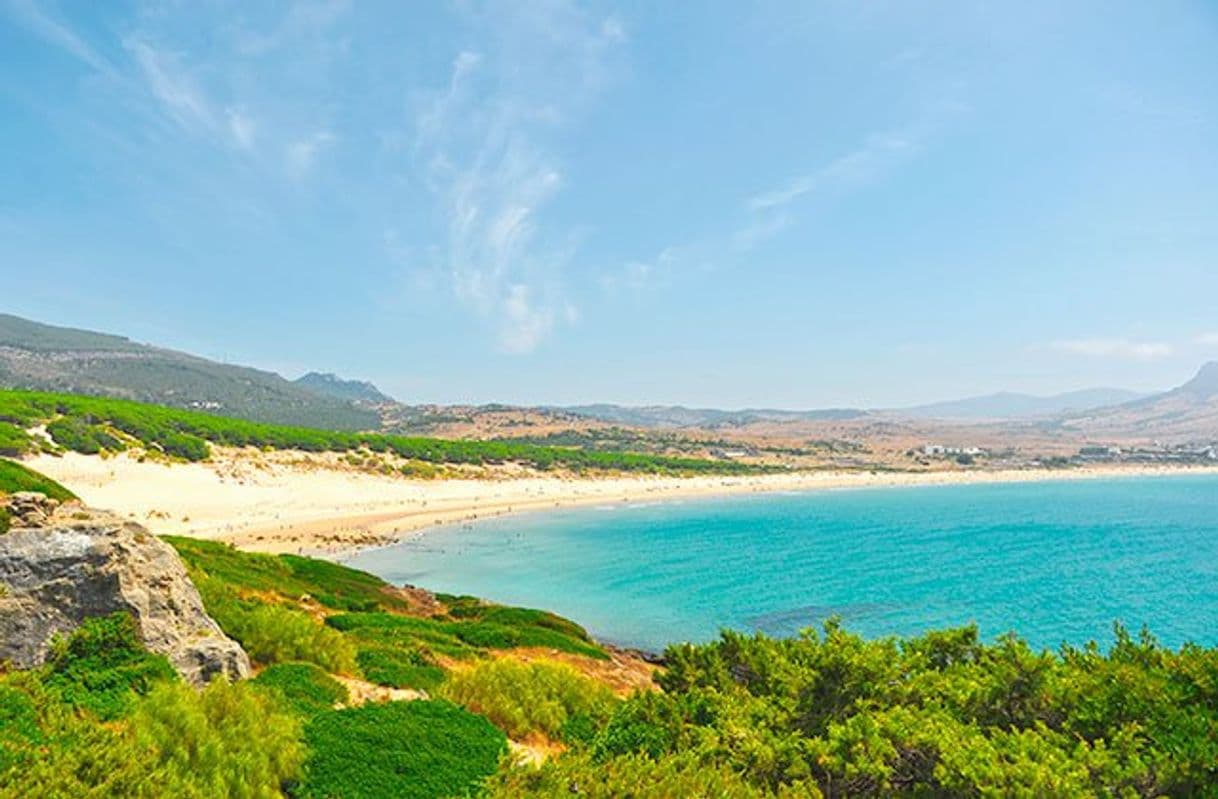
[344,475,1218,652]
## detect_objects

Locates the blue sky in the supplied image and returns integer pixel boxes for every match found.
[2,1,1217,407]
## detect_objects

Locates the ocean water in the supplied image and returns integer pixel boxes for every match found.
[344,475,1218,652]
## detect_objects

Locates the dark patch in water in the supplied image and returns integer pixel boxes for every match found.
[746,603,896,634]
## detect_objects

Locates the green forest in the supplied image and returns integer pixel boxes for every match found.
[2,532,1215,798]
[0,389,771,476]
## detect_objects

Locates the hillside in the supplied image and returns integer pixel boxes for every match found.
[1061,362,1218,442]
[0,314,377,430]
[0,389,773,476]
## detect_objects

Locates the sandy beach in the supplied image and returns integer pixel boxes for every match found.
[24,450,1218,556]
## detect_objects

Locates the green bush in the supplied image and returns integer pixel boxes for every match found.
[0,673,150,796]
[356,647,446,691]
[327,612,481,660]
[298,700,507,799]
[253,662,349,718]
[46,416,126,455]
[441,658,616,739]
[485,753,822,799]
[131,678,304,798]
[43,612,178,720]
[327,608,608,661]
[204,594,359,674]
[0,422,31,457]
[0,632,302,798]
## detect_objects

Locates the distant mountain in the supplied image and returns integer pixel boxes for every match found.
[0,314,378,430]
[1175,361,1218,399]
[895,388,1148,421]
[562,404,869,429]
[295,372,393,404]
[1060,363,1218,442]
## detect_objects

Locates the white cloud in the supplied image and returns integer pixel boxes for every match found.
[747,176,815,212]
[285,130,335,177]
[500,284,556,353]
[124,37,261,153]
[601,247,680,295]
[226,107,257,150]
[1197,332,1218,347]
[1051,338,1174,360]
[411,4,624,353]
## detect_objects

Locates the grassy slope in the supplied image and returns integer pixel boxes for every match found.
[0,388,774,474]
[0,458,76,501]
[166,537,609,673]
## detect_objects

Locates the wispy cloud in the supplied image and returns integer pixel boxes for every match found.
[733,96,968,252]
[1197,332,1218,347]
[1051,338,1174,360]
[4,0,116,77]
[226,107,257,150]
[411,3,625,353]
[125,38,217,133]
[124,35,272,156]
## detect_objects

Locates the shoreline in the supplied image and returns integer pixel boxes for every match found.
[24,451,1218,556]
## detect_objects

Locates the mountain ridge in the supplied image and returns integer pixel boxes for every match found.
[0,313,377,430]
[894,388,1149,420]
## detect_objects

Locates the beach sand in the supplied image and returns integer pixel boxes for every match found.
[25,450,1218,555]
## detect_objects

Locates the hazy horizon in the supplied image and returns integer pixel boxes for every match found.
[3,1,1217,407]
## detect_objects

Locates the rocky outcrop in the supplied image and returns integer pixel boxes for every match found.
[0,494,250,684]
[4,492,63,528]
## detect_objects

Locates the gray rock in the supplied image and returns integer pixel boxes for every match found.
[0,506,250,685]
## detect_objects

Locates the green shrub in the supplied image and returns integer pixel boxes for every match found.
[0,673,149,796]
[253,662,349,717]
[485,752,820,799]
[205,595,358,674]
[356,647,446,691]
[327,612,480,660]
[441,658,616,739]
[0,664,303,798]
[0,422,31,457]
[0,458,77,500]
[43,612,178,720]
[0,508,9,534]
[131,678,304,798]
[46,417,126,455]
[298,700,507,799]
[327,608,608,661]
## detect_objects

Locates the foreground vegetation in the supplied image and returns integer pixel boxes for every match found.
[0,389,773,475]
[4,520,1217,797]
[493,624,1218,797]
